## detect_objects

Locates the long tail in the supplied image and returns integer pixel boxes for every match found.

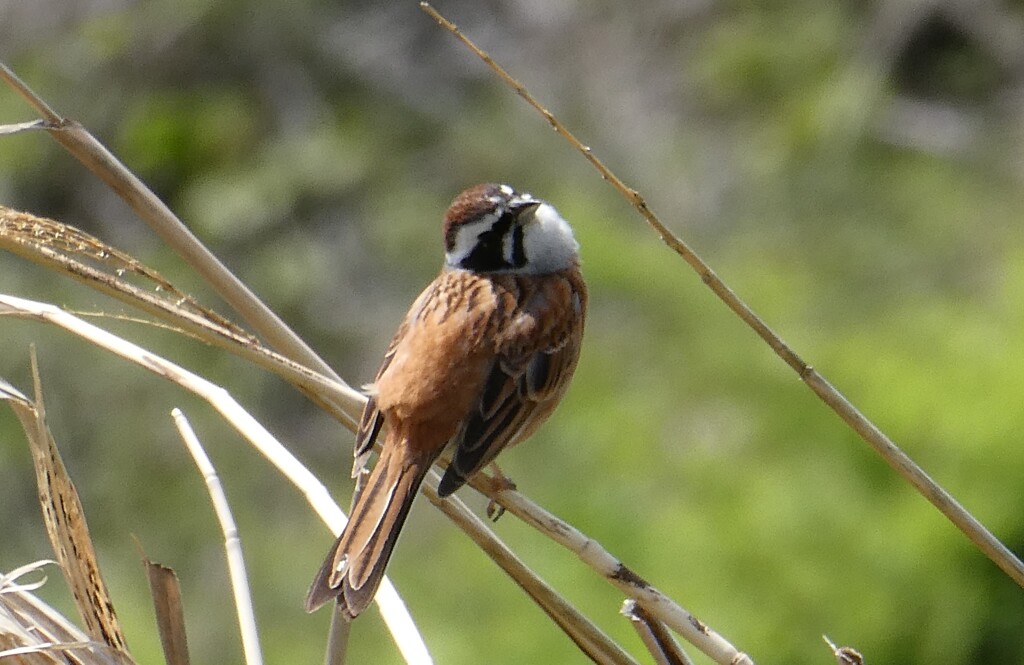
[305,442,433,618]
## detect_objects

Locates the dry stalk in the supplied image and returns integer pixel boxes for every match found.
[622,600,695,665]
[0,376,136,665]
[172,410,263,665]
[0,61,358,432]
[464,475,752,665]
[823,635,865,665]
[421,471,640,665]
[418,1,1024,591]
[21,351,133,660]
[0,206,363,429]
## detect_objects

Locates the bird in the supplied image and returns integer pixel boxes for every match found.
[305,183,588,619]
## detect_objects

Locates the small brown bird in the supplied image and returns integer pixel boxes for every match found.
[305,183,588,618]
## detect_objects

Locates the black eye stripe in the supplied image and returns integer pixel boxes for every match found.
[460,210,522,272]
[510,223,526,267]
[488,212,515,237]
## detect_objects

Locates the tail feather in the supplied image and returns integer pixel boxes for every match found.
[305,443,433,618]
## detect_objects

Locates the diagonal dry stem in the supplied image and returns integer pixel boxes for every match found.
[465,475,753,665]
[0,61,359,432]
[421,472,640,665]
[419,0,1024,591]
[622,600,695,665]
[0,205,363,429]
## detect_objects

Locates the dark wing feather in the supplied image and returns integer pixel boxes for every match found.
[352,315,410,470]
[353,401,384,461]
[436,344,571,497]
[436,273,585,497]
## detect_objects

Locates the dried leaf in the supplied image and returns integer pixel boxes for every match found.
[141,557,191,665]
[0,206,250,339]
[1,362,134,662]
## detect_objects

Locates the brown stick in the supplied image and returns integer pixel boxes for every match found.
[418,2,1024,590]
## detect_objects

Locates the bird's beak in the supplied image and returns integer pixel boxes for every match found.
[512,200,543,223]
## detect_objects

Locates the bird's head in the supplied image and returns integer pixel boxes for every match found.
[443,183,579,275]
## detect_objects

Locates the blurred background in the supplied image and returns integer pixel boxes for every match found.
[2,0,1024,662]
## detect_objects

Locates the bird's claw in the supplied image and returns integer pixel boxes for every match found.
[484,470,517,521]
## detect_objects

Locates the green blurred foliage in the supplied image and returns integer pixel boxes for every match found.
[2,1,1024,663]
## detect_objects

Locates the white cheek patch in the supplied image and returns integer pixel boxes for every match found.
[533,203,573,238]
[520,202,579,274]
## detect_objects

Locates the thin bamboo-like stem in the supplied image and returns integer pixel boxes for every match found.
[0,205,363,429]
[418,1,1024,590]
[0,61,358,432]
[172,409,263,665]
[622,600,695,665]
[465,476,753,665]
[420,471,639,665]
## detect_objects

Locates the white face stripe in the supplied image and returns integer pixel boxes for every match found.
[445,214,497,268]
[501,227,517,266]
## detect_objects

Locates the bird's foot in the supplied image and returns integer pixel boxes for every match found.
[484,463,517,521]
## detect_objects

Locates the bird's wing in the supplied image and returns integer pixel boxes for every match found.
[437,273,585,496]
[351,311,413,472]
